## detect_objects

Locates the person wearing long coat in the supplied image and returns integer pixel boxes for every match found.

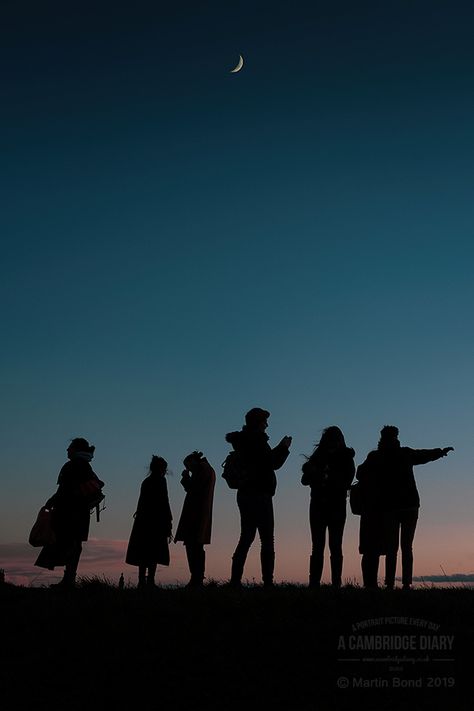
[126,455,173,588]
[356,425,454,589]
[174,451,216,587]
[301,426,355,588]
[35,437,104,587]
[226,407,292,587]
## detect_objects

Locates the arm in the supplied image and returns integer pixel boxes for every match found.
[180,470,192,492]
[301,459,316,486]
[271,437,292,470]
[343,450,356,489]
[408,447,454,466]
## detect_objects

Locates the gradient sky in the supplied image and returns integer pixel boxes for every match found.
[1,0,473,586]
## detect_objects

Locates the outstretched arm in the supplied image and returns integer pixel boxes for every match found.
[409,447,454,466]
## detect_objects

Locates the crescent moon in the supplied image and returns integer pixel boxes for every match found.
[230,55,244,73]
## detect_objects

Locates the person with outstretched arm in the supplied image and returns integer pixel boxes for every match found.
[356,425,453,589]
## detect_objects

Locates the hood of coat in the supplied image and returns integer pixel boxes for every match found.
[225,429,269,450]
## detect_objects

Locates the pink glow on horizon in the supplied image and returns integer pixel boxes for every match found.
[1,529,474,588]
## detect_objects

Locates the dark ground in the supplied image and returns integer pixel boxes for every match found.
[1,581,472,710]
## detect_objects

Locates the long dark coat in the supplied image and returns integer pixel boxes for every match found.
[125,474,173,567]
[174,459,216,544]
[356,446,447,554]
[35,458,101,570]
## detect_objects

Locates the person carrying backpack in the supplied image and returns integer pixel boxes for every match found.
[226,407,292,587]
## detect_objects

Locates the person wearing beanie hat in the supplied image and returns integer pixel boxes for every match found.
[225,408,292,587]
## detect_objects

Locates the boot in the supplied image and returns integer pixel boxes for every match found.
[330,554,343,588]
[261,549,275,587]
[309,554,323,588]
[230,554,245,586]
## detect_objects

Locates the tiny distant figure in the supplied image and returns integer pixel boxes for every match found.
[301,426,355,588]
[226,407,292,587]
[356,426,453,589]
[174,451,216,588]
[125,455,173,589]
[118,573,125,590]
[35,437,104,588]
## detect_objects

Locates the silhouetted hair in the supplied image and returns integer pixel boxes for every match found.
[148,455,168,476]
[309,426,346,457]
[245,407,270,427]
[378,425,400,450]
[68,437,95,454]
[183,451,204,469]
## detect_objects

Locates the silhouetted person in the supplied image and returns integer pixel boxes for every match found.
[301,426,355,588]
[125,455,172,589]
[35,437,104,587]
[356,426,453,589]
[174,451,216,588]
[227,407,292,587]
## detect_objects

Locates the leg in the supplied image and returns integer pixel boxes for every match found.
[185,542,205,586]
[256,495,275,586]
[147,563,157,586]
[63,540,82,586]
[400,508,419,587]
[231,492,258,584]
[309,499,327,587]
[327,506,346,588]
[138,565,147,588]
[385,514,400,589]
[361,553,379,588]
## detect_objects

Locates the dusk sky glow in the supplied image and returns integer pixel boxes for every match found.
[1,0,473,586]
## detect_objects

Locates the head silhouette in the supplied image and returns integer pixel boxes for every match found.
[318,426,346,450]
[149,455,168,476]
[183,451,204,471]
[245,407,270,431]
[67,437,95,458]
[378,425,400,450]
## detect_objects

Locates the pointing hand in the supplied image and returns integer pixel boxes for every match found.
[442,447,454,456]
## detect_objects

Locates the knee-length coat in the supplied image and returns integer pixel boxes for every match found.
[35,457,103,570]
[356,446,447,554]
[125,474,173,566]
[174,459,216,545]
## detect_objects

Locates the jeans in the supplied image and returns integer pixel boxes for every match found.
[309,498,346,587]
[231,491,275,585]
[385,507,419,587]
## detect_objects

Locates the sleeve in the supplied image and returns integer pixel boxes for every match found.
[407,448,444,466]
[355,455,372,484]
[271,442,290,470]
[342,449,356,489]
[162,481,173,532]
[301,459,316,486]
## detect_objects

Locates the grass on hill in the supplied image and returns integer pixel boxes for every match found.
[2,578,472,711]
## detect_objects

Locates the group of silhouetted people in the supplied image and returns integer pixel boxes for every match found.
[33,408,453,590]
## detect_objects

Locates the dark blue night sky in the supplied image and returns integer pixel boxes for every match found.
[1,1,473,584]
